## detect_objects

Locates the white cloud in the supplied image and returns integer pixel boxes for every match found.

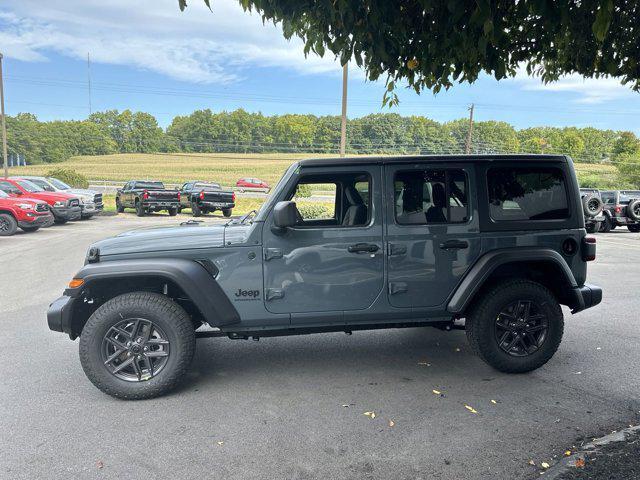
[0,0,344,84]
[513,73,637,105]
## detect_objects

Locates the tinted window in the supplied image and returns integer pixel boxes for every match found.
[488,167,569,221]
[619,191,640,205]
[601,192,615,205]
[136,181,164,190]
[394,169,469,225]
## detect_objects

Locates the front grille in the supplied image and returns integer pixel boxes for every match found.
[35,203,49,213]
[68,199,80,207]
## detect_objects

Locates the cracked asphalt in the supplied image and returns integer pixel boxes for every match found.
[1,214,638,479]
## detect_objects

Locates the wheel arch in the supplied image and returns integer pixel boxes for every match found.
[448,248,580,316]
[66,258,240,339]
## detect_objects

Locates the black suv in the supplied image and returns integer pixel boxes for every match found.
[599,190,640,232]
[48,155,602,399]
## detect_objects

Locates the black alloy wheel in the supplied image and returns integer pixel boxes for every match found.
[494,300,549,357]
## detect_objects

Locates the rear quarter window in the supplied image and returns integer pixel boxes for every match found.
[487,167,569,221]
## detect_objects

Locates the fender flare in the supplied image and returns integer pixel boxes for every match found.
[70,258,240,327]
[446,248,578,314]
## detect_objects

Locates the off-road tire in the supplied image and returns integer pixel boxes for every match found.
[465,279,564,373]
[191,201,202,217]
[79,292,196,400]
[0,213,18,236]
[581,194,603,217]
[627,199,640,222]
[20,225,40,233]
[628,224,640,233]
[600,216,612,233]
[222,208,232,218]
[585,222,600,234]
[135,200,145,217]
[116,198,125,213]
[168,207,178,217]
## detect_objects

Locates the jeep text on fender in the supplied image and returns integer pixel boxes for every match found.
[47,155,602,399]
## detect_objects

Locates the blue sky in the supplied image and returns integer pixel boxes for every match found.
[2,0,640,132]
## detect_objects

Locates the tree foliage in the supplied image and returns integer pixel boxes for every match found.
[180,0,639,103]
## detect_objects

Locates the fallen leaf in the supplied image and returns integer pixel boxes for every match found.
[432,389,441,395]
[491,399,497,405]
[541,462,550,469]
[217,441,224,446]
[388,420,395,427]
[573,372,582,375]
[464,405,478,414]
[575,458,585,468]
[342,404,350,408]
[528,460,536,466]
[417,362,431,366]
[455,348,461,352]
[564,450,572,456]
[363,411,376,419]
[596,347,601,350]
[96,461,104,469]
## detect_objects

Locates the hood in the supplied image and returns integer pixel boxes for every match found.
[93,223,228,257]
[66,188,96,199]
[19,191,76,202]
[0,196,47,207]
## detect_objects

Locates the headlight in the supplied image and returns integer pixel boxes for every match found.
[53,201,65,208]
[17,203,34,210]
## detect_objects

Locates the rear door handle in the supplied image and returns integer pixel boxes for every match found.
[348,243,379,253]
[439,240,468,250]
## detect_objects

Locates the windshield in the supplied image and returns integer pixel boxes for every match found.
[16,180,44,192]
[0,190,7,198]
[254,162,297,222]
[48,178,71,190]
[137,181,164,190]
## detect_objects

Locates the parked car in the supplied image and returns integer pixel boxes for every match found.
[179,181,235,217]
[579,188,605,233]
[236,177,269,193]
[15,176,103,219]
[48,154,602,400]
[0,189,54,236]
[599,190,640,232]
[116,180,180,217]
[0,178,81,224]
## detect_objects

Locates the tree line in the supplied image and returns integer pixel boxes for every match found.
[5,108,640,167]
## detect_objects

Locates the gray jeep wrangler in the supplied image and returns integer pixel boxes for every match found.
[48,155,602,399]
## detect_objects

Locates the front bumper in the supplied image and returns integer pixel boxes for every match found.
[570,283,603,313]
[80,202,103,216]
[18,213,54,228]
[47,295,76,338]
[52,205,82,221]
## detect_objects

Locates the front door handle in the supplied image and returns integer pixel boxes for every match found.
[347,243,379,253]
[439,240,469,250]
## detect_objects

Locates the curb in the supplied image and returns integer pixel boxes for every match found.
[543,425,640,479]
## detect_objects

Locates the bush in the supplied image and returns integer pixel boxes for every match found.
[45,168,89,189]
[297,203,330,219]
[296,184,312,198]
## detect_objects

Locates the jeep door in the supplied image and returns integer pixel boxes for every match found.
[262,165,384,323]
[385,163,481,308]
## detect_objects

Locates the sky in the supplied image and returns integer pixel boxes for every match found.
[1,0,639,132]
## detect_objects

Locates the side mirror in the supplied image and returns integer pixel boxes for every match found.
[272,201,297,233]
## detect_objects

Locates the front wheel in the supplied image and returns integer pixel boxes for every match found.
[79,292,196,400]
[191,202,202,217]
[168,207,178,217]
[0,213,18,236]
[222,208,232,218]
[135,201,145,217]
[599,216,612,233]
[465,279,563,373]
[116,199,125,213]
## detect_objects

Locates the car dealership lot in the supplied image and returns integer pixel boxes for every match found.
[1,216,639,480]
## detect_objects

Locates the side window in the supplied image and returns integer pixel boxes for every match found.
[288,172,371,227]
[487,167,569,221]
[181,183,191,192]
[0,180,16,193]
[601,192,614,205]
[394,169,469,225]
[31,179,54,191]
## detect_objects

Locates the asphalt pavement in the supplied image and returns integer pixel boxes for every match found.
[1,214,639,480]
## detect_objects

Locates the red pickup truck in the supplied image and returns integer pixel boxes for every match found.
[0,189,54,236]
[0,178,81,224]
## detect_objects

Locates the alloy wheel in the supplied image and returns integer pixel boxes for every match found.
[494,300,549,357]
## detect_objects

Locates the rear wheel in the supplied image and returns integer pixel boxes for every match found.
[222,208,232,218]
[600,216,612,233]
[79,292,196,400]
[20,225,40,233]
[168,207,178,217]
[135,201,145,217]
[116,198,125,213]
[0,213,18,236]
[465,279,563,373]
[628,224,640,233]
[585,222,600,234]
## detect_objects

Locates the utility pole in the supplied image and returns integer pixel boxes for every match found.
[465,103,474,154]
[87,52,92,115]
[339,63,348,157]
[0,53,8,178]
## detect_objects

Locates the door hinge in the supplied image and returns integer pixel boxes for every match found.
[264,248,283,261]
[388,243,407,256]
[388,282,408,295]
[265,288,284,301]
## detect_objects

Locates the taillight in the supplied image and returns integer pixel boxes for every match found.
[199,190,205,200]
[177,191,181,201]
[615,205,622,213]
[142,190,149,200]
[232,192,236,202]
[583,236,596,261]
